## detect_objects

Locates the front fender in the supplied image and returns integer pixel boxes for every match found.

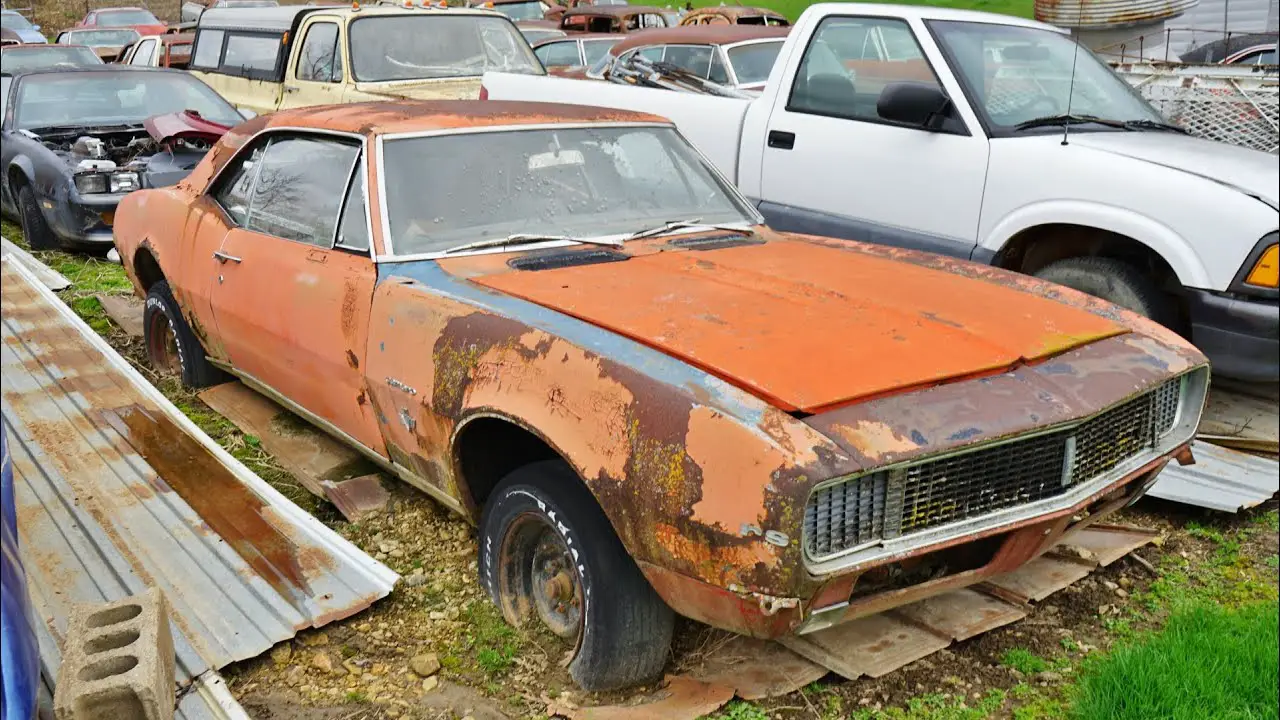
[983,199,1211,289]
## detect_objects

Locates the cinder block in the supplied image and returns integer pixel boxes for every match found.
[54,587,175,720]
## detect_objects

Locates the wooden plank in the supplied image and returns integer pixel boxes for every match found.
[984,556,1094,603]
[1062,525,1158,566]
[781,613,950,680]
[893,588,1027,642]
[96,293,144,338]
[198,382,369,498]
[686,635,827,700]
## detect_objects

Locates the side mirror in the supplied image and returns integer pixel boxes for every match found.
[877,81,951,130]
[238,107,258,120]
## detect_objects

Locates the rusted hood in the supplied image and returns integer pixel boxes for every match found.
[464,237,1129,413]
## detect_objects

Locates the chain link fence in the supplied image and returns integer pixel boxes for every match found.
[1112,62,1280,152]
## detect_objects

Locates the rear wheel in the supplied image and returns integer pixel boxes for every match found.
[143,280,227,388]
[479,460,674,691]
[17,184,59,251]
[1034,256,1175,327]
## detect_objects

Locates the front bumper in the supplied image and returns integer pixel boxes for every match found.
[637,453,1175,639]
[44,190,123,246]
[1187,289,1279,382]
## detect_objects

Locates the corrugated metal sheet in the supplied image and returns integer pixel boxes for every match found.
[1036,0,1201,29]
[0,256,398,714]
[1148,440,1279,511]
[1,238,70,292]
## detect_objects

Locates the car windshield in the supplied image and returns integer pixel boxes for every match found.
[349,15,543,81]
[581,37,616,64]
[1,12,34,30]
[726,39,783,84]
[62,29,139,46]
[0,46,104,70]
[929,20,1162,131]
[382,126,754,255]
[521,28,565,43]
[97,9,160,26]
[14,71,243,131]
[492,1,544,21]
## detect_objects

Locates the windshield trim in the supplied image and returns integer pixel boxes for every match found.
[924,18,1161,140]
[373,121,765,259]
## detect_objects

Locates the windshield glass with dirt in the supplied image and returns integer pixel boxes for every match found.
[928,20,1163,131]
[1,11,35,29]
[491,1,545,21]
[14,71,243,131]
[97,9,160,26]
[349,15,542,81]
[0,46,103,71]
[60,29,139,47]
[382,126,754,255]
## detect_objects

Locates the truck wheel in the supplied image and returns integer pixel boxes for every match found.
[144,280,226,388]
[479,460,674,691]
[17,185,59,251]
[1034,256,1174,327]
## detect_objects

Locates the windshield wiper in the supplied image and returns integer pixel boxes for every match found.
[1122,119,1188,134]
[625,218,753,242]
[442,232,623,255]
[1013,114,1125,132]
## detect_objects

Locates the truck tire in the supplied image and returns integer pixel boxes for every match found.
[479,460,674,691]
[17,185,59,251]
[1034,256,1174,327]
[143,280,226,388]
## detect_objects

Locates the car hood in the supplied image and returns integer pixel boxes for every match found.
[461,235,1128,412]
[1069,132,1279,208]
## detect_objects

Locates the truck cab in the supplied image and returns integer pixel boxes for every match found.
[189,4,544,115]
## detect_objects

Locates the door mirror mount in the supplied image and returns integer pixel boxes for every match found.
[877,81,952,131]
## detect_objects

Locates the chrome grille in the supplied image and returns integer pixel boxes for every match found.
[805,375,1188,560]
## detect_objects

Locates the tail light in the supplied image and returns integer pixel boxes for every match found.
[479,84,489,100]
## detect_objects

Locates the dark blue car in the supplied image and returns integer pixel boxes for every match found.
[1,424,40,720]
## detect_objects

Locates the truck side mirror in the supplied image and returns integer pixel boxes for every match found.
[877,81,951,130]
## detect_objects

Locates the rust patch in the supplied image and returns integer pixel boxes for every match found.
[345,349,359,369]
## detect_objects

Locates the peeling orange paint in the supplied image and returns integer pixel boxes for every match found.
[687,406,786,532]
[826,421,921,461]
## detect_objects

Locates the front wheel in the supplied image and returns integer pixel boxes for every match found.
[143,280,227,388]
[1034,256,1176,327]
[479,460,674,691]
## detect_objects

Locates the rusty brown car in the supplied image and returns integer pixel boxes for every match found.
[678,5,788,26]
[559,4,668,33]
[112,100,1209,691]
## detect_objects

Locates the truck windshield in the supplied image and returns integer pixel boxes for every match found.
[381,126,755,255]
[491,1,545,21]
[928,20,1163,132]
[349,15,542,82]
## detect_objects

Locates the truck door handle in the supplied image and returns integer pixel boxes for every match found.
[283,85,300,93]
[213,250,242,264]
[767,130,796,150]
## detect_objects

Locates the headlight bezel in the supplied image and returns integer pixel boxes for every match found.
[1229,232,1279,299]
[73,171,141,195]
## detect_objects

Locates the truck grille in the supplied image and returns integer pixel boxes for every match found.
[804,376,1186,560]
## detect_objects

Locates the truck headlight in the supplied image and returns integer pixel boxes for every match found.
[1244,244,1278,289]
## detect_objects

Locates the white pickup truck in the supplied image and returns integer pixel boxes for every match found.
[482,3,1279,382]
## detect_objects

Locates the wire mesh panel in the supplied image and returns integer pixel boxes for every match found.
[1112,62,1280,153]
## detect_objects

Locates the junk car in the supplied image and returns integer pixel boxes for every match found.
[112,99,1208,692]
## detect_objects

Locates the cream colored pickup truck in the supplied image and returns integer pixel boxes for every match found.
[189,4,544,115]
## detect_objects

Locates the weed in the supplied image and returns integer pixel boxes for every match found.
[1059,636,1080,653]
[343,691,368,703]
[715,701,769,720]
[1001,648,1049,675]
[1185,521,1226,544]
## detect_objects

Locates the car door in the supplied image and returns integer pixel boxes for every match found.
[535,38,585,67]
[756,14,990,258]
[278,19,346,108]
[206,132,386,455]
[128,37,158,65]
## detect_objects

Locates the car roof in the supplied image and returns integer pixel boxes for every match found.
[610,24,787,52]
[809,2,1061,31]
[94,6,154,12]
[197,3,500,30]
[682,6,785,19]
[562,4,666,17]
[253,100,669,135]
[1,42,97,51]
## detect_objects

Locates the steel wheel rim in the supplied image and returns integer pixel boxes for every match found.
[147,310,180,373]
[498,512,584,641]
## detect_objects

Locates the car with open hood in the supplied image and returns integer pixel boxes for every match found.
[111,99,1208,692]
[0,66,245,251]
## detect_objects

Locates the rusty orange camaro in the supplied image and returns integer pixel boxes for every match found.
[112,100,1209,691]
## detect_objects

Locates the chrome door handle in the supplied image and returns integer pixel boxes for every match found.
[213,250,242,264]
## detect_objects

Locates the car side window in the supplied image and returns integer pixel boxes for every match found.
[336,161,369,253]
[245,136,360,247]
[535,40,582,67]
[296,22,343,82]
[130,38,157,65]
[192,29,224,68]
[213,144,265,226]
[663,44,713,77]
[789,16,941,125]
[709,50,728,84]
[223,32,281,76]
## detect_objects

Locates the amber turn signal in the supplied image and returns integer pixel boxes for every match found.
[1245,244,1279,288]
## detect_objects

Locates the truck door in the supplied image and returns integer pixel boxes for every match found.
[755,14,989,258]
[278,18,347,109]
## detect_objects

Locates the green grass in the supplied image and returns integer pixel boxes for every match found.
[1071,601,1280,720]
[685,0,1034,21]
[1000,648,1050,675]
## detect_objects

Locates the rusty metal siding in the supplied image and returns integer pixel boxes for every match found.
[0,256,397,710]
[1036,0,1201,28]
